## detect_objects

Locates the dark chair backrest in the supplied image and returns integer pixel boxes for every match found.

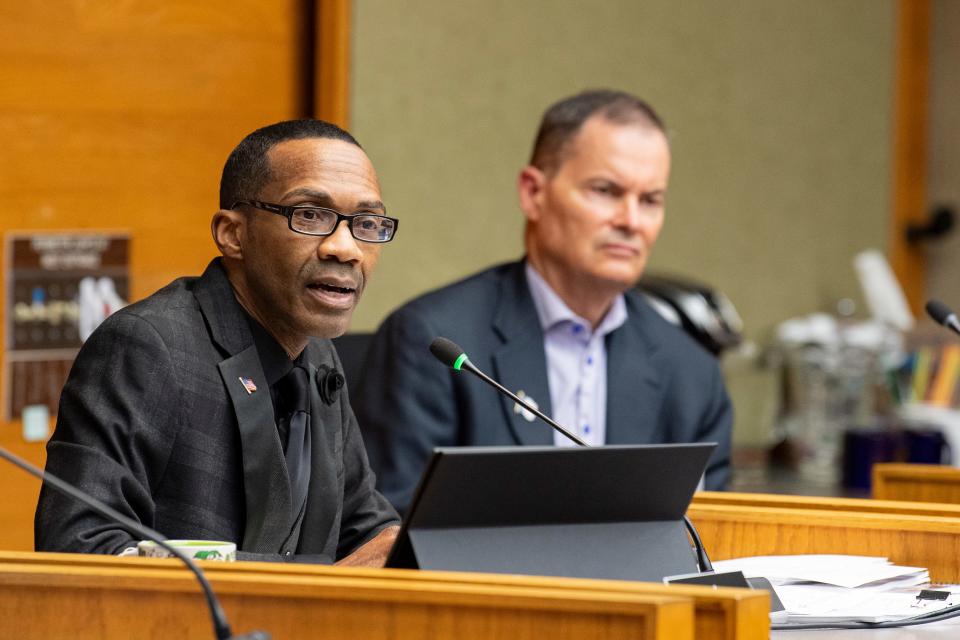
[331,332,374,404]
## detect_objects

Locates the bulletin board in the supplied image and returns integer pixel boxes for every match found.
[3,233,129,420]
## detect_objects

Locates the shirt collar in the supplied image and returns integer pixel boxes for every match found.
[524,261,628,338]
[243,311,296,387]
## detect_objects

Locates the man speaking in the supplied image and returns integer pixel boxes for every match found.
[36,120,400,565]
[357,90,733,514]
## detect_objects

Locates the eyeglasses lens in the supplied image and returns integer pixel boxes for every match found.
[291,209,395,242]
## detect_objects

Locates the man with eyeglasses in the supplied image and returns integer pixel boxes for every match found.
[356,90,732,515]
[36,120,401,565]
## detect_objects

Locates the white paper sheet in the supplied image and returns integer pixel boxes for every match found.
[713,554,927,589]
[712,554,953,625]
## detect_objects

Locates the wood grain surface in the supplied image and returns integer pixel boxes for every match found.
[0,552,696,640]
[873,463,960,504]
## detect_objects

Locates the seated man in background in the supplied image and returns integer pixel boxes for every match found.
[356,89,733,514]
[36,119,400,564]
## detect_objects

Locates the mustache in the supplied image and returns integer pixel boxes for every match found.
[303,260,364,290]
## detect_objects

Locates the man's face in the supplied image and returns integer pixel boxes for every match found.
[236,137,384,342]
[520,116,670,301]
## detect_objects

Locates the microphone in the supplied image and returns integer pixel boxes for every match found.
[430,337,587,447]
[0,445,268,640]
[926,299,960,336]
[316,364,345,405]
[429,336,713,572]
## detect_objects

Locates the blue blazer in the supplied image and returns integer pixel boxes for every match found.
[355,260,733,514]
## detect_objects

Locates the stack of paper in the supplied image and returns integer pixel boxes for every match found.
[713,555,954,624]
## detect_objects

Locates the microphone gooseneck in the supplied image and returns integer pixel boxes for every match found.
[429,337,588,447]
[0,445,268,640]
[428,336,713,572]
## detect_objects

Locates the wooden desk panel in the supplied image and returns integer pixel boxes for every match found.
[0,551,769,640]
[873,463,960,504]
[369,571,768,640]
[693,490,960,517]
[0,552,697,640]
[688,502,960,582]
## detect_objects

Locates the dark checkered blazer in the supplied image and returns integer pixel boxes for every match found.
[35,259,398,562]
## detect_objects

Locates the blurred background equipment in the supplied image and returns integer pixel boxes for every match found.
[906,205,956,244]
[637,273,744,357]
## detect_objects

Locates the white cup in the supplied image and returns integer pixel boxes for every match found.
[137,539,237,562]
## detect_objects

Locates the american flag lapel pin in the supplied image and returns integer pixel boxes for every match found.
[239,376,258,394]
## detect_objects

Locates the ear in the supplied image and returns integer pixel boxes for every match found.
[517,165,547,223]
[211,209,246,259]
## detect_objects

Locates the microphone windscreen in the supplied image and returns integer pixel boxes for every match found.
[429,337,465,367]
[926,299,954,326]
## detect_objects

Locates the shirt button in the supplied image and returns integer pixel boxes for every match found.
[572,324,584,334]
[583,424,591,434]
[586,356,593,365]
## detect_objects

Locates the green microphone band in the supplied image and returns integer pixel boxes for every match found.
[453,353,468,371]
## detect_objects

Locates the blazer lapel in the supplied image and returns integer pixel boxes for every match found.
[604,298,664,445]
[219,347,293,552]
[195,260,293,552]
[490,262,553,446]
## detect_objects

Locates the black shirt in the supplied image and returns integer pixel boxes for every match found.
[243,311,304,429]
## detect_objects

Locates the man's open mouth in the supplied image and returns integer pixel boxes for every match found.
[309,282,356,295]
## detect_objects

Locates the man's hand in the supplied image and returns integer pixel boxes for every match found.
[335,525,400,567]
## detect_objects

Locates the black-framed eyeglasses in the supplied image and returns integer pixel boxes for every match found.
[232,200,398,243]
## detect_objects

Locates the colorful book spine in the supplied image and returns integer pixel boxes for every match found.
[931,345,960,407]
[911,347,934,404]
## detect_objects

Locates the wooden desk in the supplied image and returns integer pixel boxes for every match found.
[688,493,960,638]
[368,570,768,640]
[0,551,772,640]
[693,490,960,517]
[687,500,960,582]
[873,463,960,504]
[0,552,692,640]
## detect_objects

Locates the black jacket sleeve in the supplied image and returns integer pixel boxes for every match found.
[35,312,180,554]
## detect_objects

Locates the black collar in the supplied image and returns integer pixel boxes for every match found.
[245,314,296,387]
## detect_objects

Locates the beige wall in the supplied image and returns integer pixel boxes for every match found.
[350,1,897,443]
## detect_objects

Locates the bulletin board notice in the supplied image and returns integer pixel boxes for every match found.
[3,232,129,420]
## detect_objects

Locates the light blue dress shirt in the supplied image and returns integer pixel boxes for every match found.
[524,263,628,447]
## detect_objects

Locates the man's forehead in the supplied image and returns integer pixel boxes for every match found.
[263,137,381,201]
[555,117,670,174]
[276,186,385,212]
[571,116,667,153]
[267,137,373,172]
